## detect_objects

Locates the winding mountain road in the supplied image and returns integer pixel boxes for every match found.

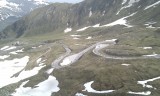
[51,44,71,69]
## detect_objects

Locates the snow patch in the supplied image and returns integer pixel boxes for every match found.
[137,76,160,89]
[37,58,42,64]
[70,35,81,37]
[122,0,127,5]
[86,36,92,39]
[128,91,151,95]
[121,64,130,66]
[64,28,72,33]
[76,23,100,32]
[101,18,131,27]
[11,75,59,96]
[4,46,16,51]
[0,46,9,50]
[92,24,100,28]
[12,65,45,82]
[143,52,158,57]
[10,48,24,55]
[0,55,10,60]
[102,13,136,27]
[83,81,115,93]
[143,47,152,50]
[89,9,92,17]
[77,26,91,32]
[46,68,54,74]
[0,56,29,88]
[75,93,87,96]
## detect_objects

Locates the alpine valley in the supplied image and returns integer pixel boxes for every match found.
[0,0,160,96]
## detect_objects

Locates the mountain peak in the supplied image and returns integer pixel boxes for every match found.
[0,0,48,31]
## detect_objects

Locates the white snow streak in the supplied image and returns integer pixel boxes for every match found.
[122,0,127,5]
[77,26,91,32]
[145,1,160,10]
[128,91,151,95]
[138,76,160,89]
[102,12,136,27]
[0,46,9,50]
[121,64,131,66]
[117,0,140,15]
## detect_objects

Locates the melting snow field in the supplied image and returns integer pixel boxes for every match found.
[82,81,115,94]
[0,55,10,59]
[101,13,137,28]
[11,75,60,96]
[0,56,29,88]
[12,65,45,83]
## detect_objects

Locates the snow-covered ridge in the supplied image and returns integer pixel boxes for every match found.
[0,0,48,22]
[32,0,48,5]
[0,0,20,11]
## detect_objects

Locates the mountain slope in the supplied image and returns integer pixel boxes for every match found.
[0,0,160,39]
[0,0,160,96]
